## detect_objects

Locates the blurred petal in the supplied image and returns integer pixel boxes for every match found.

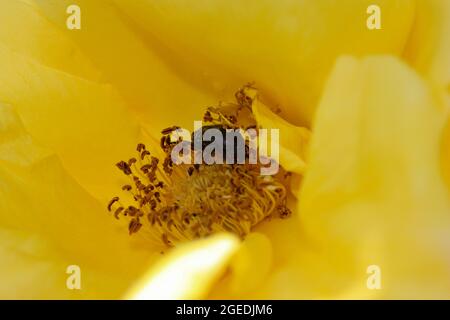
[0,227,83,299]
[298,56,450,298]
[34,0,215,137]
[404,0,450,88]
[0,43,142,201]
[113,0,414,125]
[0,0,99,80]
[0,104,155,298]
[208,232,273,298]
[226,233,272,295]
[125,233,239,300]
[0,103,51,166]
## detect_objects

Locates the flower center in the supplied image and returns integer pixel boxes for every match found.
[108,85,291,246]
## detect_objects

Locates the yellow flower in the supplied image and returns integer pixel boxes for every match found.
[0,0,449,299]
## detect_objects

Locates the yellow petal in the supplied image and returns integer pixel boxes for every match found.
[247,87,310,174]
[125,233,239,300]
[0,226,156,299]
[404,0,450,88]
[298,55,450,298]
[0,43,141,201]
[0,103,51,166]
[113,0,414,125]
[0,227,82,299]
[0,0,99,80]
[0,104,155,298]
[34,0,216,137]
[442,115,450,193]
[208,232,273,298]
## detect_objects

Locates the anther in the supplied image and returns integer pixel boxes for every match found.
[114,207,124,219]
[137,143,146,152]
[107,197,119,212]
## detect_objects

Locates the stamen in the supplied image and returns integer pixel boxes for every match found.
[107,197,119,212]
[108,84,292,246]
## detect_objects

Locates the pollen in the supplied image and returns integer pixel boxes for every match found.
[108,85,291,246]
